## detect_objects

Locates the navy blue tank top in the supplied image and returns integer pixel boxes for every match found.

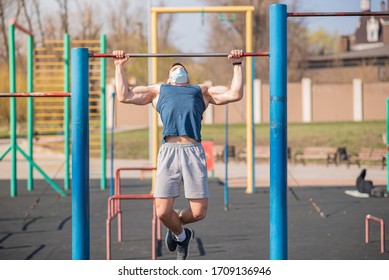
[156,84,206,143]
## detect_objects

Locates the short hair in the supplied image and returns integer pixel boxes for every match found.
[170,62,188,73]
[168,62,190,84]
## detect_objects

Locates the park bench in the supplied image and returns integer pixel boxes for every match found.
[351,148,387,169]
[213,145,236,161]
[293,146,337,166]
[237,145,270,161]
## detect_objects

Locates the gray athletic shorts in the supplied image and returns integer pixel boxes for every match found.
[154,142,209,199]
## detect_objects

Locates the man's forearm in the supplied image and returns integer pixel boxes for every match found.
[230,64,243,99]
[115,65,130,102]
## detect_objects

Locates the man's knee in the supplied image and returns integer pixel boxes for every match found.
[156,205,174,222]
[192,207,207,221]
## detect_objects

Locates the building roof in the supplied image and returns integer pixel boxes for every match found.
[307,44,389,62]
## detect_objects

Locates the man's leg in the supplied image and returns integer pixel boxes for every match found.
[155,197,182,235]
[179,198,208,225]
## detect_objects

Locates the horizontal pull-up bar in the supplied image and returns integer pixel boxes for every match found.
[90,52,269,58]
[288,11,389,17]
[0,92,70,97]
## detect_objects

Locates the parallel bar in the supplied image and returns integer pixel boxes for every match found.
[90,52,269,58]
[288,11,389,17]
[0,92,70,97]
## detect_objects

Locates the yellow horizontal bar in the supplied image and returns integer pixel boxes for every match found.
[35,69,64,73]
[35,120,64,124]
[151,6,254,13]
[35,54,58,59]
[36,113,64,117]
[35,61,64,66]
[35,106,64,110]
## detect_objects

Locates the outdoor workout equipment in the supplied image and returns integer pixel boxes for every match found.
[270,4,389,260]
[150,6,258,196]
[0,19,108,197]
[365,214,385,253]
[0,92,70,97]
[0,20,65,197]
[7,4,386,261]
[91,51,269,58]
[106,167,161,260]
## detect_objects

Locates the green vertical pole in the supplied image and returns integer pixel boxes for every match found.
[100,34,107,190]
[386,98,389,192]
[27,35,34,191]
[8,24,17,197]
[64,34,70,190]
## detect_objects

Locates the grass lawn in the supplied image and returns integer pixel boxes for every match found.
[111,120,386,159]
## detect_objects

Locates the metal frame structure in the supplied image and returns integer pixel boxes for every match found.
[150,6,256,195]
[270,3,389,260]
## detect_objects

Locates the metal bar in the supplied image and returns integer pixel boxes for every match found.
[27,34,34,192]
[9,23,17,198]
[16,146,66,197]
[0,92,70,97]
[8,19,33,36]
[269,3,288,260]
[0,145,12,160]
[245,9,255,195]
[64,34,70,191]
[288,11,389,17]
[151,6,255,13]
[387,98,389,192]
[90,51,269,58]
[71,48,90,260]
[100,34,107,191]
[365,214,385,253]
[224,104,229,211]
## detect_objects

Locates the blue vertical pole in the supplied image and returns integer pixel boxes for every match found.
[269,4,288,260]
[71,48,90,260]
[252,56,256,194]
[224,104,229,211]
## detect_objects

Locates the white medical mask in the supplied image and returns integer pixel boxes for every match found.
[169,67,188,84]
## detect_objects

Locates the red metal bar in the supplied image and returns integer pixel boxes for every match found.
[106,167,159,260]
[90,51,269,58]
[0,92,70,97]
[9,19,33,36]
[365,214,385,253]
[288,11,389,17]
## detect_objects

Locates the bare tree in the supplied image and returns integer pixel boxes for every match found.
[19,0,33,31]
[75,2,102,40]
[56,0,68,34]
[32,0,45,44]
[0,0,13,61]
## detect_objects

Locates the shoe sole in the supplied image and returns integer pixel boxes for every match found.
[184,228,194,260]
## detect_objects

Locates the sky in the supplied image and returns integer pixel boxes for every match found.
[157,0,386,52]
[41,0,387,52]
